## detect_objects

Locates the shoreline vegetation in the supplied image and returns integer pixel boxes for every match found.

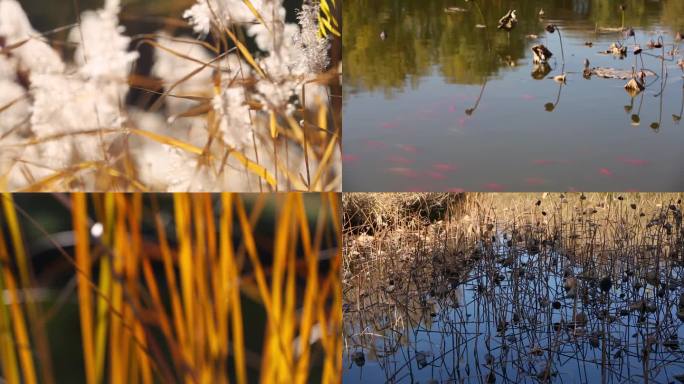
[344,192,683,286]
[0,0,341,192]
[344,193,683,281]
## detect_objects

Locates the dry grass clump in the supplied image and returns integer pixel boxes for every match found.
[344,193,684,296]
[0,193,341,383]
[474,193,683,266]
[343,192,474,234]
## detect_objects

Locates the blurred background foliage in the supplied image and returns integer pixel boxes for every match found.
[344,0,684,95]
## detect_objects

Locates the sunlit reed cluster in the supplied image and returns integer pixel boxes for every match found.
[0,0,341,192]
[0,193,341,383]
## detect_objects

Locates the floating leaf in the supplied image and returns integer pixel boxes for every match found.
[624,78,644,97]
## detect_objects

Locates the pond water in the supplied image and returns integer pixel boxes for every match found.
[343,0,684,192]
[343,246,684,383]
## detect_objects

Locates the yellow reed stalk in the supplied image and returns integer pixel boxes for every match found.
[140,258,174,344]
[222,27,267,79]
[318,102,328,135]
[201,195,223,375]
[1,194,51,384]
[109,194,130,384]
[312,265,337,384]
[282,236,297,380]
[0,262,36,384]
[0,228,21,384]
[235,197,275,312]
[220,193,247,384]
[204,196,225,366]
[130,128,205,155]
[236,196,296,378]
[191,196,212,375]
[17,161,101,191]
[152,204,191,371]
[242,0,271,33]
[270,110,279,139]
[1,195,30,286]
[126,194,151,384]
[318,0,341,37]
[271,195,292,335]
[269,195,295,381]
[324,258,342,384]
[173,194,196,373]
[73,194,96,384]
[322,193,342,384]
[238,196,286,383]
[134,272,157,384]
[116,202,135,384]
[203,195,218,263]
[126,195,143,279]
[330,274,343,384]
[0,271,36,384]
[311,131,338,189]
[94,194,115,382]
[293,196,326,383]
[0,193,341,382]
[225,149,278,188]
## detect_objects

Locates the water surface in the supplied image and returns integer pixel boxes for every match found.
[343,0,684,191]
[344,246,684,383]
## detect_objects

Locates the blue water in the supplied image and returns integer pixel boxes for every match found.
[344,246,684,383]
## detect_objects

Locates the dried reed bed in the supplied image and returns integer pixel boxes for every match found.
[0,193,341,383]
[343,193,684,383]
[344,192,683,269]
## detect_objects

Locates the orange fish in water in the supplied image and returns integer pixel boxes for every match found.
[599,168,613,176]
[525,177,546,186]
[485,183,505,191]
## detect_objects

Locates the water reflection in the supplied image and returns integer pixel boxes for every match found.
[345,250,684,383]
[346,0,683,93]
[344,0,684,191]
